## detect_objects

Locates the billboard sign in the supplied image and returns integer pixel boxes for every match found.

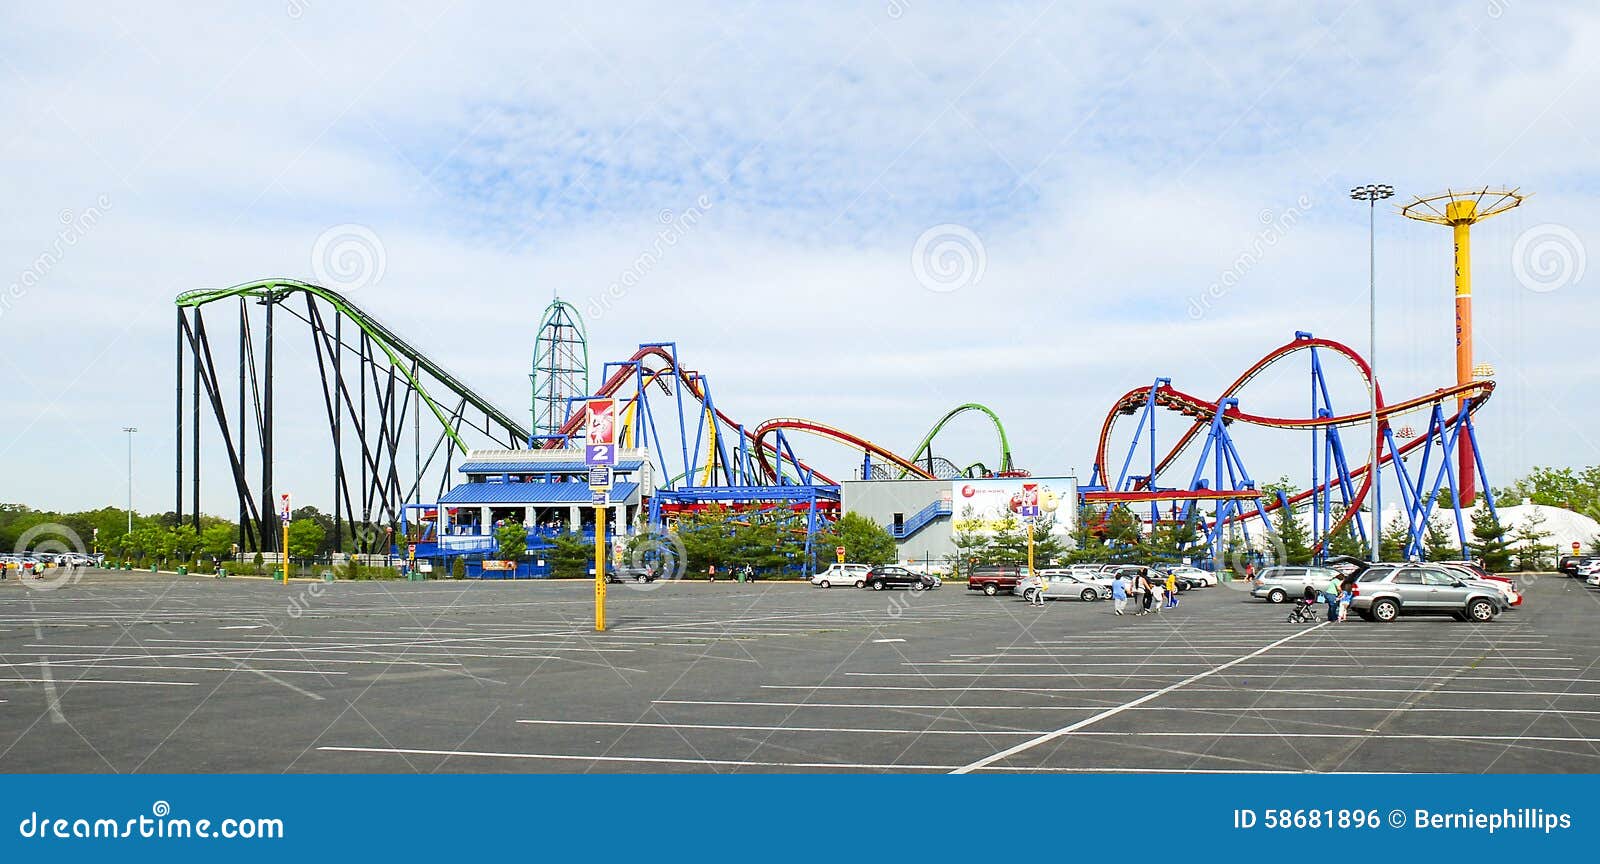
[584,398,617,466]
[951,476,1077,540]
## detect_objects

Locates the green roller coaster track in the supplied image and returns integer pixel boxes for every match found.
[900,403,1014,478]
[176,278,530,454]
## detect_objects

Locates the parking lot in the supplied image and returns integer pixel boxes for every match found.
[2,569,1598,773]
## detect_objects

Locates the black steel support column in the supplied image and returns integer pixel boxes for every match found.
[192,308,201,531]
[261,292,275,552]
[238,298,248,552]
[176,307,184,524]
[333,308,342,553]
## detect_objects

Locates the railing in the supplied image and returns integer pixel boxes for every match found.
[890,499,953,539]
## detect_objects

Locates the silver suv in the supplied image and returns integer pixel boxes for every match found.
[1250,566,1341,603]
[1349,563,1507,622]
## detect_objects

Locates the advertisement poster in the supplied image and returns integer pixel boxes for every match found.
[950,476,1077,539]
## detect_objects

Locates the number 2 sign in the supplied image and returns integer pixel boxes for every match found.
[584,399,617,466]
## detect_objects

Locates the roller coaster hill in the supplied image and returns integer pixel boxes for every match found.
[171,280,1024,574]
[173,280,1499,574]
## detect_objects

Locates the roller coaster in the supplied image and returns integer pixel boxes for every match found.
[1085,331,1498,562]
[173,279,1022,557]
[174,280,1494,567]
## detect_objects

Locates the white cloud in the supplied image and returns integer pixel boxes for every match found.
[1,1,1597,514]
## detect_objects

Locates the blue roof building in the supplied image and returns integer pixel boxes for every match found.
[430,447,654,554]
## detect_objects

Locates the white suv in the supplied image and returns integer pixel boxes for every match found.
[812,563,870,588]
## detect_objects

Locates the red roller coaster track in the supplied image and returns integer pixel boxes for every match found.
[1090,336,1495,547]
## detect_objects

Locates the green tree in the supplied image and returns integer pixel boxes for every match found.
[170,524,200,562]
[1326,524,1366,560]
[1102,505,1142,561]
[986,512,1030,566]
[948,504,990,576]
[1470,507,1514,572]
[824,512,897,566]
[1272,505,1313,565]
[1028,514,1070,567]
[1380,515,1412,561]
[1510,509,1556,572]
[200,524,236,560]
[676,505,737,574]
[286,520,325,561]
[1422,521,1460,561]
[494,521,527,561]
[451,556,466,579]
[548,531,592,577]
[1064,504,1101,563]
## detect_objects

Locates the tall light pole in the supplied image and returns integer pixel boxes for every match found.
[1350,184,1392,561]
[123,426,138,534]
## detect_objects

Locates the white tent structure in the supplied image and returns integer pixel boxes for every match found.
[1369,500,1596,561]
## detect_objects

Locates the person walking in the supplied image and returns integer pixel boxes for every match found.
[1164,571,1179,609]
[1135,572,1152,615]
[1150,577,1165,613]
[1244,560,1256,584]
[1337,580,1354,622]
[1111,572,1128,615]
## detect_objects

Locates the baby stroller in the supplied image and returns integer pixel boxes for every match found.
[1286,586,1320,623]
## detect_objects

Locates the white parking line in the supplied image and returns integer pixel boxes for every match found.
[655,700,1099,711]
[515,719,1035,735]
[318,745,957,770]
[912,662,1585,670]
[847,672,1600,682]
[954,623,1329,774]
[315,745,1319,773]
[0,678,198,687]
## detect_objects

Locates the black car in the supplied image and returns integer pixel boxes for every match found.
[864,565,935,591]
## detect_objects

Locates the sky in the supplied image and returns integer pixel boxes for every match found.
[1,1,1596,518]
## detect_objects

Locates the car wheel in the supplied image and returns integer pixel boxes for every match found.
[983,583,998,596]
[1372,599,1399,622]
[1267,588,1287,604]
[1467,598,1497,622]
[1022,588,1036,602]
[912,581,925,592]
[1080,588,1098,602]
[819,579,830,588]
[854,580,865,589]
[871,581,885,591]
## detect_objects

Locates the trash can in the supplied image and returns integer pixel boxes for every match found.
[321,570,334,583]
[178,566,188,576]
[150,565,157,573]
[217,568,227,579]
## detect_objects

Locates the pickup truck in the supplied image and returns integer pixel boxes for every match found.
[966,564,1024,596]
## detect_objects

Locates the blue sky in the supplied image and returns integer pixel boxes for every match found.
[1,1,1596,515]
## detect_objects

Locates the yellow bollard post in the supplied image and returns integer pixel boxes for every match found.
[1026,520,1035,577]
[594,506,607,632]
[282,520,290,585]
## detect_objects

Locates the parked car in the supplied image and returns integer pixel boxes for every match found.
[865,565,937,591]
[1579,560,1600,586]
[812,563,870,588]
[1434,561,1521,607]
[1250,566,1342,603]
[1166,565,1216,587]
[1558,555,1597,577]
[604,564,652,584]
[966,564,1024,596]
[1350,563,1508,622]
[1030,569,1113,602]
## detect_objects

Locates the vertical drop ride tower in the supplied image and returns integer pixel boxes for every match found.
[1401,187,1524,503]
